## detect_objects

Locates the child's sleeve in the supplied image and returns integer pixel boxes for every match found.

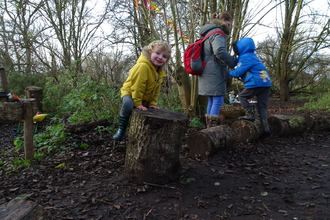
[130,65,148,106]
[229,58,252,78]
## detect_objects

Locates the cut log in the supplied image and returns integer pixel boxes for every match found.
[0,196,53,220]
[186,124,233,158]
[230,119,263,143]
[268,115,307,136]
[125,108,188,184]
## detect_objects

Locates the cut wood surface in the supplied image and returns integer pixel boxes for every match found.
[125,108,188,184]
[186,124,233,158]
[268,114,307,136]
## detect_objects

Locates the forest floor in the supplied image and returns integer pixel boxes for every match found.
[1,97,330,220]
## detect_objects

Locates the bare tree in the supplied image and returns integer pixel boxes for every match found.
[1,0,46,75]
[40,0,109,84]
[272,0,330,101]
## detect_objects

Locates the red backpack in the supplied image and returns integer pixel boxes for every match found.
[183,30,224,75]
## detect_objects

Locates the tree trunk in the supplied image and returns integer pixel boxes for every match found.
[186,124,233,158]
[279,79,290,101]
[125,108,188,184]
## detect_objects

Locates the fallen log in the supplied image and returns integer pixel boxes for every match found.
[125,108,188,184]
[186,124,233,158]
[230,119,263,143]
[268,115,306,136]
[65,119,110,134]
[309,114,330,131]
[0,196,53,220]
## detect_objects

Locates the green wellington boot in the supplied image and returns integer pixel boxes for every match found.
[261,118,271,138]
[113,115,130,141]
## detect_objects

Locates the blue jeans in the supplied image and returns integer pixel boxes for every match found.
[207,96,224,115]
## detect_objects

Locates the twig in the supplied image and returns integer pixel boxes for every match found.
[143,182,178,190]
[262,201,270,212]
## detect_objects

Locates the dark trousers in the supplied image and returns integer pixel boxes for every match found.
[239,87,271,119]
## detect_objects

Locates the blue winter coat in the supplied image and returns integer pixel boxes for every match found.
[229,38,272,89]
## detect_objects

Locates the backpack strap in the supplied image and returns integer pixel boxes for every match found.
[201,30,224,42]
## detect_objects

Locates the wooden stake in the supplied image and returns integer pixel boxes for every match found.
[23,103,34,160]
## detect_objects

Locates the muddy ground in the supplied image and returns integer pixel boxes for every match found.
[1,97,330,220]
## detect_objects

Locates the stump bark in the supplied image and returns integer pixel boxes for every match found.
[0,197,53,220]
[125,108,188,184]
[268,115,307,136]
[186,124,233,158]
[230,119,263,143]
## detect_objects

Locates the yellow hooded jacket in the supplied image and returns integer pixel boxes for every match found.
[121,53,166,107]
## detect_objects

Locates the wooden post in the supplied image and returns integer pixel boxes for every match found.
[23,103,34,160]
[0,68,9,93]
[124,108,188,184]
[26,86,43,113]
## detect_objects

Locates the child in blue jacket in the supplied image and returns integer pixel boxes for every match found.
[229,37,272,138]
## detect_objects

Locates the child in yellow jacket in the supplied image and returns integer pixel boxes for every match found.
[113,40,171,140]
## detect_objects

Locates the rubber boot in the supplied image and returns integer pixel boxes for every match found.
[261,118,270,138]
[113,115,130,140]
[205,114,221,128]
[238,107,255,122]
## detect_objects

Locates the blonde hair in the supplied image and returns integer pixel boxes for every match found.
[143,40,172,60]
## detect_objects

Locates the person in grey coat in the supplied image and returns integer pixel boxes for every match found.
[198,12,236,128]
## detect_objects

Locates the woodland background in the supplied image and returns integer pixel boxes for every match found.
[0,0,330,128]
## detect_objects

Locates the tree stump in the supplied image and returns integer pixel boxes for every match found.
[26,86,43,113]
[230,119,263,143]
[186,124,233,158]
[125,108,188,184]
[268,115,307,136]
[0,196,53,220]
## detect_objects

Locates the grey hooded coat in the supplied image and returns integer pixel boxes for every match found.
[198,21,235,96]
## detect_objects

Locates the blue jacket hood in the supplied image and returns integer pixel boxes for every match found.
[235,37,256,55]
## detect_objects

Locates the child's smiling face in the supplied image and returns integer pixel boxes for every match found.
[150,48,170,67]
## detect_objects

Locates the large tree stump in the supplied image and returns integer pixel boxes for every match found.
[186,124,233,158]
[125,108,188,184]
[268,115,307,136]
[0,196,53,220]
[230,119,263,143]
[26,86,43,113]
